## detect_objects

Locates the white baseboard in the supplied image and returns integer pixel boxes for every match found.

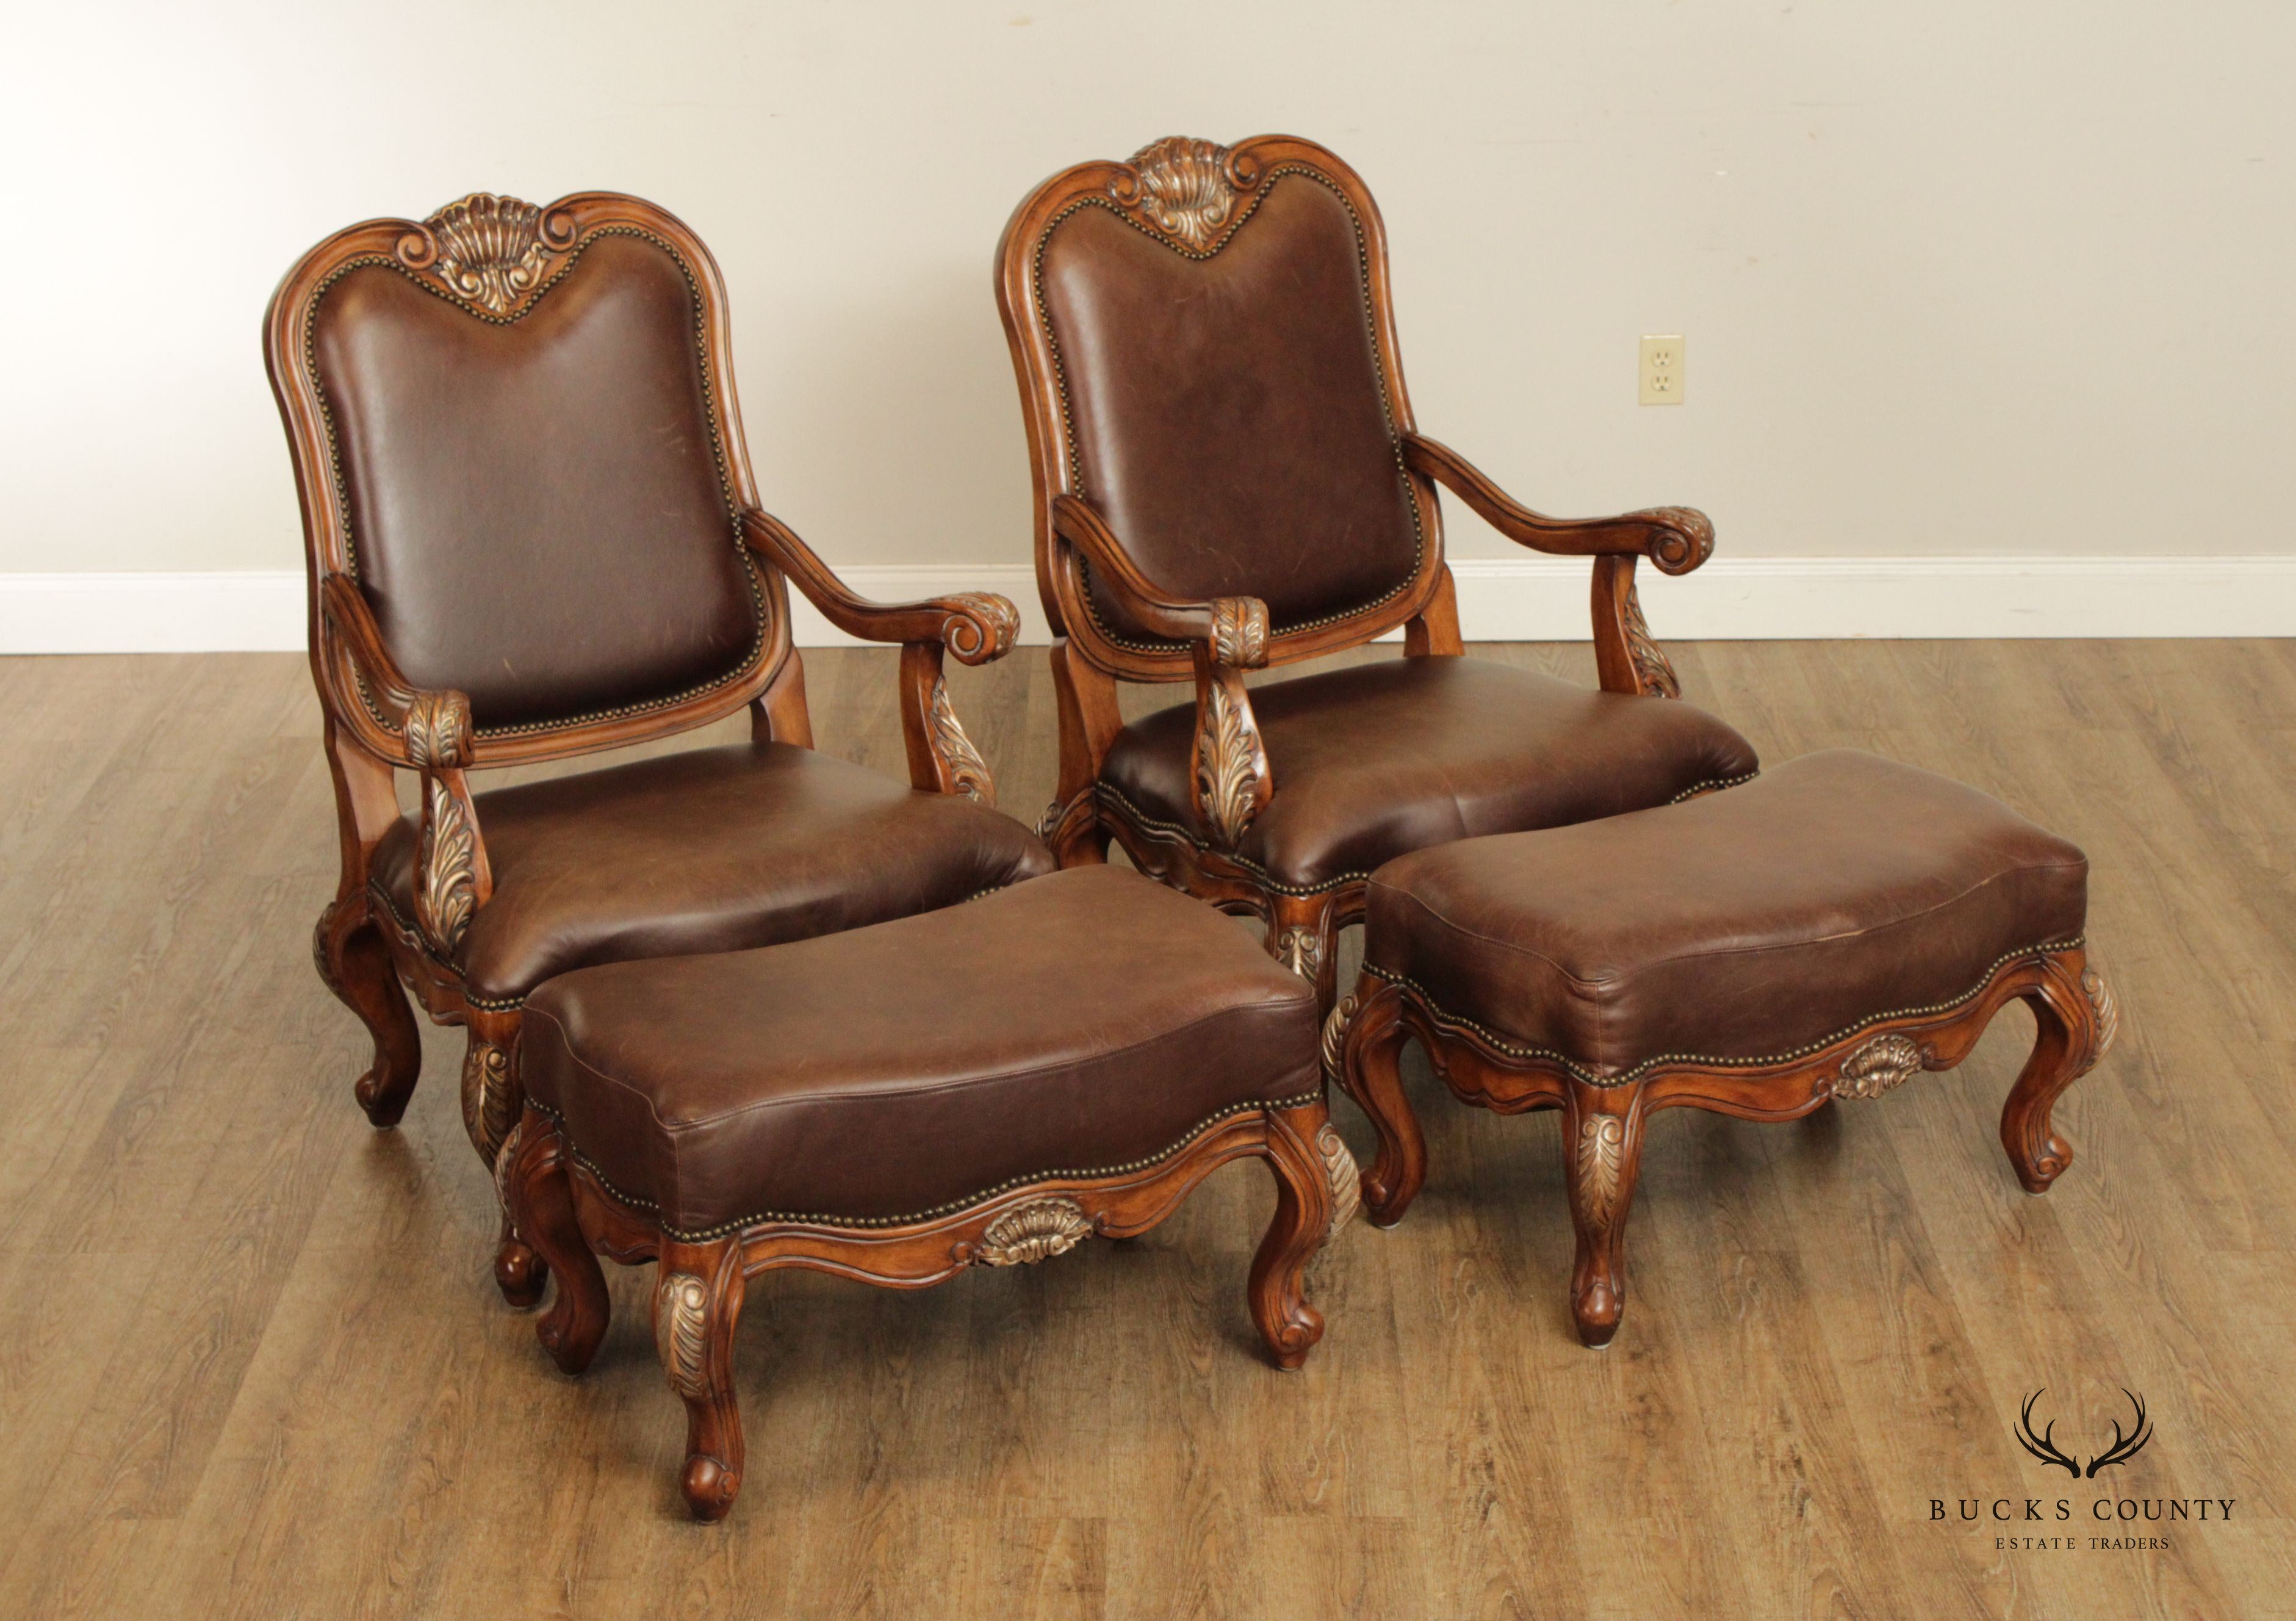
[2,557,2291,654]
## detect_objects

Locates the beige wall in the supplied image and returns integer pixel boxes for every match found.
[5,1,2290,579]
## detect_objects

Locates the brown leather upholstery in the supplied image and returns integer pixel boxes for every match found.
[521,867,1322,1230]
[310,234,760,729]
[1100,657,1758,890]
[372,742,1054,1003]
[1364,750,2090,1077]
[1037,175,1421,641]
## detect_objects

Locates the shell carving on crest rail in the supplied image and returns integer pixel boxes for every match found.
[396,193,577,316]
[1112,137,1259,251]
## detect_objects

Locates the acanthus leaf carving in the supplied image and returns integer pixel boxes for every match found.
[926,677,995,804]
[401,690,473,770]
[1276,926,1322,983]
[655,1271,712,1398]
[1112,137,1258,253]
[1210,596,1269,668]
[1316,1122,1361,1238]
[1320,992,1361,1083]
[1575,1115,1625,1228]
[418,776,478,958]
[493,1117,525,1238]
[398,193,575,316]
[977,1198,1094,1266]
[2082,967,2119,1062]
[1831,1033,1926,1100]
[1195,676,1265,848]
[461,1039,514,1163]
[1621,583,1680,699]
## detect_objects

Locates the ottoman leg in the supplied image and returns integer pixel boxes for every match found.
[464,1012,548,1309]
[1564,1081,1647,1349]
[504,1108,610,1376]
[655,1240,747,1520]
[1250,1100,1335,1370]
[1332,980,1427,1226]
[2000,955,2115,1195]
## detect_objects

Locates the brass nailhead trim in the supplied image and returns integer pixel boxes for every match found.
[1367,936,2086,1088]
[303,225,771,745]
[1031,167,1427,655]
[1097,771,1762,897]
[534,1090,1323,1242]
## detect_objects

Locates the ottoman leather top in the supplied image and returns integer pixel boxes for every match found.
[1364,751,2089,1080]
[522,867,1320,1233]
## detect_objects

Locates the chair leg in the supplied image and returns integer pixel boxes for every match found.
[1267,892,1343,1012]
[2001,961,2111,1195]
[504,1108,609,1375]
[464,1012,546,1307]
[1249,1100,1334,1371]
[1333,981,1425,1227]
[313,897,421,1128]
[655,1238,748,1521]
[1564,1080,1647,1349]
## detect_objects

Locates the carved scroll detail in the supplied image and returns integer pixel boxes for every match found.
[655,1272,711,1398]
[926,678,995,804]
[2082,968,2119,1061]
[1832,1033,1925,1100]
[1276,926,1322,983]
[1575,1116,1625,1227]
[419,777,478,956]
[1211,597,1269,668]
[402,690,473,770]
[1113,137,1252,251]
[1621,583,1680,699]
[939,592,1020,663]
[1196,678,1264,847]
[461,1040,514,1163]
[1321,992,1361,1082]
[977,1198,1093,1266]
[1316,1122,1361,1237]
[398,193,574,316]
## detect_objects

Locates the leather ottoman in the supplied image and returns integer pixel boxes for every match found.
[1328,750,2118,1348]
[502,865,1351,1519]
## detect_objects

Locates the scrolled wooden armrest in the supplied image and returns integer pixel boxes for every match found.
[1401,434,1714,576]
[1049,493,1274,847]
[317,572,491,953]
[740,508,1019,665]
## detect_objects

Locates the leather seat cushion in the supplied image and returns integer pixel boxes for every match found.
[521,867,1322,1231]
[1099,656,1759,890]
[372,742,1054,1002]
[1364,750,2090,1079]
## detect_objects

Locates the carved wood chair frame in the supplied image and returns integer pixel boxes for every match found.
[995,135,1719,1010]
[503,1092,1355,1518]
[267,190,1020,1305]
[1328,945,2118,1347]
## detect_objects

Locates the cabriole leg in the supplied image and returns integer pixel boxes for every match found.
[2001,954,2115,1195]
[655,1238,748,1520]
[1331,981,1423,1226]
[1564,1080,1648,1349]
[505,1107,609,1374]
[314,897,422,1127]
[1251,1099,1335,1370]
[466,1009,545,1308]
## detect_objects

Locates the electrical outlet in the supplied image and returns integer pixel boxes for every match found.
[1639,334,1683,405]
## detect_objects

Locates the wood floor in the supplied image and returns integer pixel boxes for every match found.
[2,638,2293,1619]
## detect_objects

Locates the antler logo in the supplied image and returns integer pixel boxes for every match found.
[2015,1388,2153,1478]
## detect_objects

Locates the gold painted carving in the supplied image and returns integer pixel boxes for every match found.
[1316,1122,1361,1237]
[1195,678,1264,847]
[418,777,478,956]
[977,1198,1093,1266]
[1621,583,1680,699]
[1320,992,1360,1082]
[655,1272,711,1398]
[493,1117,524,1235]
[461,1040,514,1163]
[1114,137,1251,251]
[399,193,574,316]
[1833,1033,1925,1100]
[402,690,473,769]
[926,677,995,804]
[940,592,1020,663]
[1276,926,1322,983]
[2082,967,2119,1060]
[1575,1116,1625,1227]
[1210,596,1269,668]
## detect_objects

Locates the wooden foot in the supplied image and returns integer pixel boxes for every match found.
[656,1239,747,1520]
[1249,1100,1333,1370]
[312,898,421,1128]
[506,1110,609,1374]
[1330,981,1423,1226]
[1565,1081,1647,1349]
[2001,955,2114,1195]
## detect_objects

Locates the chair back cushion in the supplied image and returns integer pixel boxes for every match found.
[304,215,762,731]
[1027,140,1427,649]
